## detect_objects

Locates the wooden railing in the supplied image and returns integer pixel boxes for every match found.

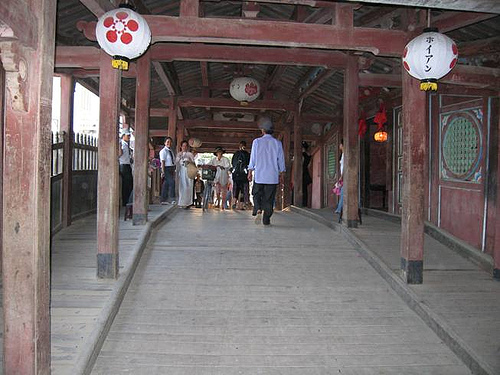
[51,131,98,233]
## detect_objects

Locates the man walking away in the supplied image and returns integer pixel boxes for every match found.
[231,140,251,210]
[247,116,286,226]
[160,137,176,204]
[119,129,133,206]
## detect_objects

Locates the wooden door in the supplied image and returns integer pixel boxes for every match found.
[430,95,488,250]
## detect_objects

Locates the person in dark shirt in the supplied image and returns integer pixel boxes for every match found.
[231,141,251,210]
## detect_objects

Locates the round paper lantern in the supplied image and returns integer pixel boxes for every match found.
[311,123,323,135]
[374,130,388,143]
[229,77,260,103]
[188,138,202,148]
[402,28,458,91]
[96,6,151,70]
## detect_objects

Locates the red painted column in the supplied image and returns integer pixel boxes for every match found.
[168,96,177,148]
[60,74,74,227]
[400,71,427,284]
[494,100,500,280]
[293,113,303,206]
[343,55,359,227]
[1,0,56,372]
[97,52,121,278]
[133,53,151,225]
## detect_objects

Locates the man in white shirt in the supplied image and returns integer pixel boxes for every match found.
[247,116,286,226]
[119,129,133,206]
[159,137,176,204]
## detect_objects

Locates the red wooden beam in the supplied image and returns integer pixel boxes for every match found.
[77,16,408,56]
[79,0,114,17]
[442,65,500,90]
[176,96,294,111]
[180,0,199,17]
[152,43,349,67]
[359,73,401,87]
[55,46,101,68]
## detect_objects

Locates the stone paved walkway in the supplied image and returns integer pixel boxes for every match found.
[91,208,471,374]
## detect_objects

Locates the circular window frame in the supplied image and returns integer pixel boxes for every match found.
[441,111,482,181]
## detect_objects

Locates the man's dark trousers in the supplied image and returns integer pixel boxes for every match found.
[119,164,133,206]
[252,183,277,225]
[161,168,176,202]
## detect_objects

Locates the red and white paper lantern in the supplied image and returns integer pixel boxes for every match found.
[402,28,458,91]
[96,6,151,70]
[229,77,261,104]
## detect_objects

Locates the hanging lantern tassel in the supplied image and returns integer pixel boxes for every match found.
[402,28,458,92]
[111,56,130,70]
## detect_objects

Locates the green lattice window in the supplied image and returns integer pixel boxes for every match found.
[327,145,337,178]
[441,112,481,181]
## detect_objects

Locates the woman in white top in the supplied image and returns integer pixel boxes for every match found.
[209,147,231,210]
[335,140,344,214]
[176,140,195,208]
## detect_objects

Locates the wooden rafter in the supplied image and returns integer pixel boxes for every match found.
[341,0,500,14]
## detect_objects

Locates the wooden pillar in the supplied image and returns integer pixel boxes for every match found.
[176,122,185,152]
[494,99,500,280]
[1,0,56,372]
[60,74,74,227]
[343,55,360,227]
[282,127,292,208]
[97,52,121,279]
[400,71,426,284]
[168,96,177,148]
[293,113,303,206]
[133,53,151,225]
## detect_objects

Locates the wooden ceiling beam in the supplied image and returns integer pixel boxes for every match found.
[152,43,349,68]
[458,36,500,57]
[297,69,337,101]
[430,11,497,33]
[176,96,294,111]
[78,0,115,17]
[339,0,500,14]
[77,16,408,56]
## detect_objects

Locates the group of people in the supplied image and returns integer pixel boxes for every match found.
[159,116,286,226]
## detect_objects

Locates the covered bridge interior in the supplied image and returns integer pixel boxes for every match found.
[0,0,500,373]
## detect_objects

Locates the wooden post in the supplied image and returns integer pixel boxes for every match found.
[97,51,121,279]
[282,127,292,208]
[494,100,500,280]
[293,113,303,206]
[343,55,360,227]
[400,71,426,284]
[1,0,56,372]
[168,96,177,142]
[133,53,151,225]
[60,74,74,227]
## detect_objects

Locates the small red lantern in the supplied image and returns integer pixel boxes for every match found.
[229,77,261,104]
[374,131,388,143]
[373,102,388,143]
[96,5,151,70]
[403,28,458,91]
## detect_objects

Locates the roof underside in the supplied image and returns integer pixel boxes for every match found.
[55,0,500,151]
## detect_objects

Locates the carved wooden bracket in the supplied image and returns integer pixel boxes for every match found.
[76,21,97,42]
[0,41,30,112]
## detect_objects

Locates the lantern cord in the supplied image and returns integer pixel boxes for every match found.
[427,8,431,28]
